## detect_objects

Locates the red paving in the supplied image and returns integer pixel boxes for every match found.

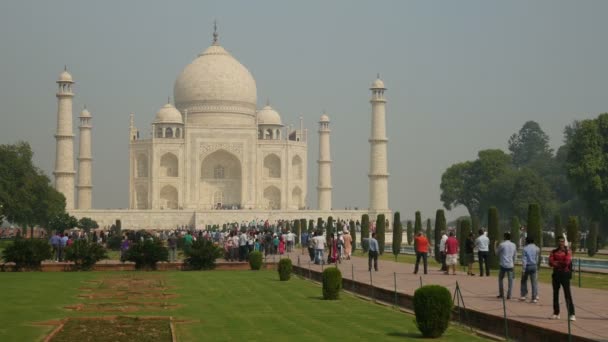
[285,252,608,342]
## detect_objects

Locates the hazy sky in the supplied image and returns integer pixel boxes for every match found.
[1,1,607,221]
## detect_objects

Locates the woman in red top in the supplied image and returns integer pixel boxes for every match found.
[414,232,429,274]
[445,231,459,275]
[548,236,575,321]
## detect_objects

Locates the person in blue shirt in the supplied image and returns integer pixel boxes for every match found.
[368,233,379,272]
[496,232,517,299]
[519,237,540,303]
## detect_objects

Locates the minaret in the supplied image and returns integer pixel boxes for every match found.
[317,113,332,211]
[369,75,389,211]
[77,106,93,209]
[53,67,76,210]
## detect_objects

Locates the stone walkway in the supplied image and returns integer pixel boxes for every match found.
[284,251,608,342]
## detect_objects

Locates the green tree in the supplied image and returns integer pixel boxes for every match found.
[434,210,446,263]
[554,215,563,247]
[459,220,471,266]
[414,211,422,234]
[425,218,432,246]
[317,217,323,232]
[349,220,356,253]
[361,214,370,252]
[376,214,386,255]
[510,216,520,249]
[471,216,480,235]
[587,222,599,257]
[48,213,78,234]
[566,216,579,252]
[406,220,413,246]
[294,220,301,245]
[508,121,554,172]
[527,204,542,260]
[488,207,500,269]
[326,216,334,247]
[565,114,608,236]
[77,217,99,233]
[392,212,402,260]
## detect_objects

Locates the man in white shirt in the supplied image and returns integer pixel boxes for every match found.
[475,229,491,276]
[313,231,326,265]
[439,231,448,271]
[285,230,296,252]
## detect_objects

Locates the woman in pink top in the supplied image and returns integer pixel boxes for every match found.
[445,231,459,275]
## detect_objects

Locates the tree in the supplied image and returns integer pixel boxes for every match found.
[361,214,370,252]
[326,216,334,247]
[508,121,553,172]
[565,114,608,236]
[48,213,78,234]
[554,215,563,247]
[566,216,579,252]
[587,222,599,257]
[77,217,99,233]
[488,207,500,269]
[0,142,66,236]
[317,217,323,232]
[294,220,301,245]
[392,212,402,260]
[434,210,446,263]
[406,220,413,246]
[308,219,314,233]
[425,218,432,246]
[349,220,356,253]
[459,220,471,266]
[471,216,480,235]
[376,214,386,255]
[510,216,520,249]
[527,204,542,261]
[414,211,422,234]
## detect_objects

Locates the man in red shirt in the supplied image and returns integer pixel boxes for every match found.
[414,232,429,274]
[445,231,459,275]
[549,236,576,321]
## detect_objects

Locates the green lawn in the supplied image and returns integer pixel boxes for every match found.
[0,270,490,341]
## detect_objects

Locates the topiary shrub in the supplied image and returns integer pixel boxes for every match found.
[413,285,453,338]
[184,239,223,270]
[1,237,52,271]
[361,214,370,252]
[278,258,292,281]
[65,239,108,271]
[322,267,342,300]
[125,238,168,270]
[249,251,263,270]
[106,235,122,251]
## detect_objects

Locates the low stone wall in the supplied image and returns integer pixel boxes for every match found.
[292,265,597,342]
[1,261,276,272]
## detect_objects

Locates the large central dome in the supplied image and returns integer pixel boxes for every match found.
[173,42,257,122]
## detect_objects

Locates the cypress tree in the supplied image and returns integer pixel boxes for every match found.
[471,216,480,235]
[566,216,579,252]
[587,222,599,257]
[349,220,356,253]
[308,219,314,233]
[510,216,520,250]
[294,220,301,245]
[488,207,500,269]
[459,220,471,266]
[376,214,386,255]
[425,218,432,246]
[361,214,370,252]
[434,210,446,263]
[392,212,403,260]
[406,220,413,245]
[554,215,563,247]
[527,204,542,252]
[326,216,334,247]
[317,217,323,233]
[415,211,422,234]
[300,219,307,242]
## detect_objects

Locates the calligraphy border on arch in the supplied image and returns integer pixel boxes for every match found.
[199,143,243,160]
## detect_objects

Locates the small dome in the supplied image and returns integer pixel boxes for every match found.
[371,78,385,89]
[257,105,282,125]
[154,103,183,124]
[58,70,73,83]
[320,114,330,122]
[79,108,91,118]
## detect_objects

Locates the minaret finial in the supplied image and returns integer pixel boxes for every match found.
[377,73,380,79]
[266,98,270,106]
[213,20,218,44]
[168,96,171,104]
[64,65,67,71]
[84,104,87,110]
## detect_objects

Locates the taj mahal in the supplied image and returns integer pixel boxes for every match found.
[53,29,391,229]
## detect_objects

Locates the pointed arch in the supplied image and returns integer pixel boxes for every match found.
[264,186,281,210]
[292,186,303,209]
[136,154,148,178]
[200,149,242,208]
[292,155,303,180]
[160,152,178,177]
[135,184,148,209]
[160,185,178,209]
[264,154,281,178]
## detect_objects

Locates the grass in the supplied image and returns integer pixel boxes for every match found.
[354,251,608,290]
[0,270,490,342]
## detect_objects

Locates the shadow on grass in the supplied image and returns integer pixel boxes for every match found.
[386,331,423,339]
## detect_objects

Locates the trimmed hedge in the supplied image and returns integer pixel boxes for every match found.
[361,214,370,252]
[413,285,453,338]
[376,214,385,255]
[125,238,168,270]
[184,239,223,270]
[249,251,263,270]
[322,267,342,300]
[1,237,51,271]
[65,239,108,271]
[278,258,292,281]
[434,210,446,263]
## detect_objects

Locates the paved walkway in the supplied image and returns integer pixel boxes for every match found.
[285,252,608,342]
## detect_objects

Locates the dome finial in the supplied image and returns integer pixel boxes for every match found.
[84,104,87,109]
[168,96,171,104]
[64,65,68,71]
[213,19,219,45]
[377,73,380,79]
[266,98,270,106]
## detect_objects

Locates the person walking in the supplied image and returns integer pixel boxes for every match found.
[414,231,429,275]
[343,230,352,260]
[167,233,178,262]
[368,232,379,271]
[444,231,458,275]
[476,229,490,276]
[549,236,576,321]
[439,231,448,272]
[519,237,540,303]
[313,231,326,265]
[465,232,476,276]
[496,232,517,299]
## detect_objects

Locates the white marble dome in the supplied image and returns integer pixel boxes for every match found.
[371,78,385,89]
[79,108,91,118]
[173,44,257,114]
[320,114,330,122]
[58,70,73,83]
[257,105,282,126]
[154,103,183,124]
